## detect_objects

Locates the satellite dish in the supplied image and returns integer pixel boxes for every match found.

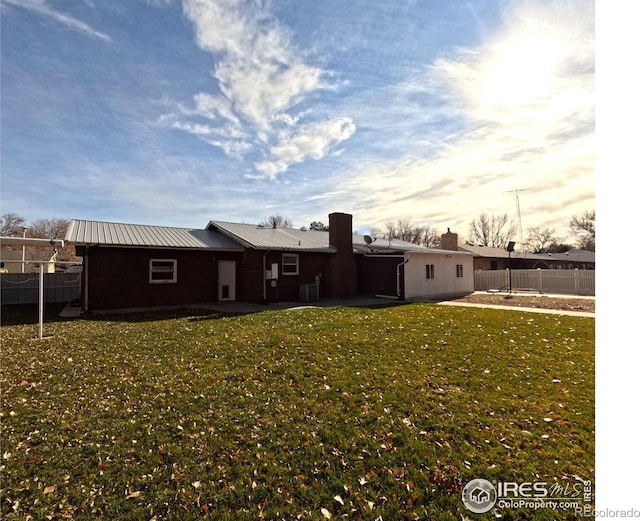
[364,235,373,244]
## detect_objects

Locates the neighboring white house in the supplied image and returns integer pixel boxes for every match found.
[0,246,58,273]
[403,249,475,300]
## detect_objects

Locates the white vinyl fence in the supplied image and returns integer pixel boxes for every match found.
[1,273,81,305]
[474,269,595,296]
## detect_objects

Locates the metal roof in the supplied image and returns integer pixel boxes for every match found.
[208,221,460,254]
[547,249,595,263]
[459,244,535,259]
[65,218,477,255]
[353,236,471,255]
[207,221,336,251]
[65,220,244,251]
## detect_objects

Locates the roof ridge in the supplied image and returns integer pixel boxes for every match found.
[69,218,202,231]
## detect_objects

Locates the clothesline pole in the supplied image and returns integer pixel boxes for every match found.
[39,263,44,339]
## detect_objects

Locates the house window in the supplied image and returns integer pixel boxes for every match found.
[425,264,435,279]
[149,259,177,283]
[282,254,299,275]
[456,264,464,278]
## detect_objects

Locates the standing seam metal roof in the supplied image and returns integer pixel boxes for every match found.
[65,220,244,250]
[209,221,468,255]
[207,221,336,251]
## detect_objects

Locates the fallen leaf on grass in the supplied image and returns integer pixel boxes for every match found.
[126,491,141,499]
[321,507,332,518]
[43,485,56,495]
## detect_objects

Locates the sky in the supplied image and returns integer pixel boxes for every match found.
[1,0,595,242]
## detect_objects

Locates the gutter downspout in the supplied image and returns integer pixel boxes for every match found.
[397,256,409,299]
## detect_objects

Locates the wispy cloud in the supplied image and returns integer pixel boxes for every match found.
[255,117,356,179]
[302,191,346,203]
[4,0,111,41]
[166,0,356,177]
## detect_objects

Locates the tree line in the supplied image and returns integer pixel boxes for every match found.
[0,213,77,261]
[261,210,596,253]
[469,210,594,252]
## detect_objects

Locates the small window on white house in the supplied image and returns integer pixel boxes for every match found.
[150,259,177,283]
[282,254,299,275]
[425,264,435,279]
[456,264,464,278]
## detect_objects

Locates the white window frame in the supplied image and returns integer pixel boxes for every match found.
[425,264,435,280]
[282,254,299,275]
[149,259,177,284]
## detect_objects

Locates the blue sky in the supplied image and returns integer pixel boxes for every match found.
[2,0,594,241]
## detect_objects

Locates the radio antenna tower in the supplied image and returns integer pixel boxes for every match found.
[506,188,528,249]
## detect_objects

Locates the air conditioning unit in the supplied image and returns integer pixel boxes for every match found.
[299,283,319,303]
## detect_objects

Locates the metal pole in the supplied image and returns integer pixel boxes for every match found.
[39,263,44,339]
[21,227,27,274]
[508,251,512,294]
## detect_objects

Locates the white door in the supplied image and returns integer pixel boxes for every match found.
[218,260,236,301]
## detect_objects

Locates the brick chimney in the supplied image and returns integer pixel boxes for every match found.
[329,212,353,253]
[441,228,458,251]
[326,212,358,298]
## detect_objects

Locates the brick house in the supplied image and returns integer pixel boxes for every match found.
[66,212,473,312]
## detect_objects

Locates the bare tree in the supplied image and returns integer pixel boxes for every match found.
[570,210,595,251]
[0,212,27,237]
[260,214,292,229]
[468,213,517,248]
[27,218,77,262]
[28,218,70,239]
[372,219,441,247]
[384,219,415,242]
[524,227,559,253]
[418,226,441,248]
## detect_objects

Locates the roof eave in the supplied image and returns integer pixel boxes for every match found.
[68,241,244,252]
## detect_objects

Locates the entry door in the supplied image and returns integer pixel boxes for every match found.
[218,260,236,301]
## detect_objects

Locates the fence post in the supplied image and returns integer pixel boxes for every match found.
[39,264,44,339]
[538,268,542,293]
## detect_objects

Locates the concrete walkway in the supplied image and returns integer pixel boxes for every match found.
[59,295,403,317]
[59,293,594,318]
[430,300,594,318]
[420,292,594,318]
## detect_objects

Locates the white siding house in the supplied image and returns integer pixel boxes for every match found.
[403,250,474,299]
